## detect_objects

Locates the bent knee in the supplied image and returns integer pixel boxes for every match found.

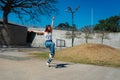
[51,42,55,46]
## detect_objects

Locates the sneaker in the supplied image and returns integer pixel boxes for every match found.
[49,54,52,58]
[46,62,50,67]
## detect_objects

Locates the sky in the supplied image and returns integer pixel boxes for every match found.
[0,0,120,29]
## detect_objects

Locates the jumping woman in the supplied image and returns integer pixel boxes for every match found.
[30,16,56,67]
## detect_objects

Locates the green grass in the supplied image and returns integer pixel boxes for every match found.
[29,52,49,59]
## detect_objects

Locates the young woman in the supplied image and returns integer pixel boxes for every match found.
[30,16,55,67]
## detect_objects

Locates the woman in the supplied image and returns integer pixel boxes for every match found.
[30,16,55,67]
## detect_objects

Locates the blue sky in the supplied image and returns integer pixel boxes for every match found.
[55,0,120,29]
[0,0,120,29]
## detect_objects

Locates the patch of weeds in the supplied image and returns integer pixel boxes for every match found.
[29,52,49,59]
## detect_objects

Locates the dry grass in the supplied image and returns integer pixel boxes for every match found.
[55,43,120,67]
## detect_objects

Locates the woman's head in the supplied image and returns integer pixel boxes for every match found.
[45,25,52,32]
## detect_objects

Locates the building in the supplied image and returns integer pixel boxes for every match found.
[0,21,27,47]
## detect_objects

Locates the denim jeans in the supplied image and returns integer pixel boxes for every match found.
[45,40,55,63]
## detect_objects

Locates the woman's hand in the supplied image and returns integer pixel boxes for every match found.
[52,16,56,20]
[51,16,56,29]
[28,30,34,32]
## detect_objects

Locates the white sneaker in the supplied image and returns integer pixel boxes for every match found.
[46,62,50,67]
[49,54,52,58]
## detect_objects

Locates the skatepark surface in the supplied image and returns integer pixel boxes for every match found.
[0,48,120,80]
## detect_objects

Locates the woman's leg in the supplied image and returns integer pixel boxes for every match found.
[47,42,55,64]
[50,42,55,57]
[45,41,55,65]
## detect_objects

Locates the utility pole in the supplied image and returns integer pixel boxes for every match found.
[66,6,80,47]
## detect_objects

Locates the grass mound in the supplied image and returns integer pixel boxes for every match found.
[55,43,120,67]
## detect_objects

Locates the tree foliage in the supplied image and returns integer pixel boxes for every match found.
[55,22,70,30]
[94,15,120,32]
[55,22,78,31]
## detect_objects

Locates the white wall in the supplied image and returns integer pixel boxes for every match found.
[29,28,120,49]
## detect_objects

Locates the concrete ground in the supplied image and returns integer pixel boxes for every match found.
[0,49,120,80]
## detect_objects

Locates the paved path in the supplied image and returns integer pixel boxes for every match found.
[0,50,120,80]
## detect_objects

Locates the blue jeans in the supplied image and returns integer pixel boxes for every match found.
[45,40,55,63]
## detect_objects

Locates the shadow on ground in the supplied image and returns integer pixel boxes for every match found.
[56,63,70,68]
[49,63,71,68]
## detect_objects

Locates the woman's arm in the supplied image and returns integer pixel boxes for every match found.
[36,31,44,35]
[51,16,55,29]
[28,30,44,35]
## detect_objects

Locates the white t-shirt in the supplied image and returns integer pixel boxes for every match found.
[44,32,52,41]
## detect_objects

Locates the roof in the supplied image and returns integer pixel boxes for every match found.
[0,20,27,28]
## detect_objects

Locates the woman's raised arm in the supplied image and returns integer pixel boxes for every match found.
[51,16,56,29]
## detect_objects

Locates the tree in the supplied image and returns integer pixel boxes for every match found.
[55,22,70,30]
[0,0,57,46]
[93,15,120,44]
[94,15,120,32]
[81,25,93,43]
[0,0,57,24]
[55,22,78,31]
